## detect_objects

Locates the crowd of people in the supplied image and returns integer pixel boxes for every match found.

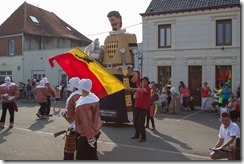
[209,82,240,122]
[157,78,240,123]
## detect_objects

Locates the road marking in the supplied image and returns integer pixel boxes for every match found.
[176,111,202,122]
[11,126,210,160]
[98,140,210,159]
[12,127,56,136]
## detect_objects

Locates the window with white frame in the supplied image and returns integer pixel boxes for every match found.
[8,39,15,56]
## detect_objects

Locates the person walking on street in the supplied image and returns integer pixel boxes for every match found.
[75,79,102,160]
[42,77,55,117]
[210,111,240,160]
[0,76,20,129]
[146,83,159,130]
[128,77,151,142]
[201,82,212,111]
[35,80,50,119]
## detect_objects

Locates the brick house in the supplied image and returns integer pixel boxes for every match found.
[0,2,91,86]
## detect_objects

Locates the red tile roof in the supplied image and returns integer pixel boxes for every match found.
[0,2,91,44]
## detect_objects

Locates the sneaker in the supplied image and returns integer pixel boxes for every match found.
[138,139,146,142]
[9,124,13,128]
[145,125,149,128]
[0,124,4,129]
[152,127,156,130]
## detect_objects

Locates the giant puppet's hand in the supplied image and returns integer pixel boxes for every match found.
[130,71,139,83]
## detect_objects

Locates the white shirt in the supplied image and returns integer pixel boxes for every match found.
[218,122,240,146]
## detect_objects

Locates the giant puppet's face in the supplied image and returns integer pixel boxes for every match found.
[108,16,121,31]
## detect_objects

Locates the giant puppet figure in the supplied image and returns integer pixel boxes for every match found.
[86,11,141,123]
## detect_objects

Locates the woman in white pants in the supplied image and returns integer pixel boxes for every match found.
[201,82,212,111]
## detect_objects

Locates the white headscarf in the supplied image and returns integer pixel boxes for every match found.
[78,79,92,92]
[68,77,80,90]
[4,76,11,85]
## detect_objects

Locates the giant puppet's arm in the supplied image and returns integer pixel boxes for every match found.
[85,38,104,64]
[128,34,141,83]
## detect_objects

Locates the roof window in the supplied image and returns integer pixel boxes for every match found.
[29,15,40,24]
[66,26,71,31]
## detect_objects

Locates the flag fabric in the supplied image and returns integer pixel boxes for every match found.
[49,48,126,99]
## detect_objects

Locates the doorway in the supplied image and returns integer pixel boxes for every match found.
[188,66,202,106]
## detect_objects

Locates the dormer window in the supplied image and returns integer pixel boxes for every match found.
[30,15,40,24]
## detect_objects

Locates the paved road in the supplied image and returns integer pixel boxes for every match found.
[0,100,241,161]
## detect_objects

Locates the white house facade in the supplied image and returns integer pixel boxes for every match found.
[140,1,240,106]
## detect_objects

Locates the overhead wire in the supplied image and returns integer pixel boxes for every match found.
[86,22,142,37]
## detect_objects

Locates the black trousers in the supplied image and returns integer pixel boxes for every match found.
[0,102,14,124]
[46,96,51,116]
[76,133,100,160]
[38,102,48,116]
[133,107,147,139]
[146,109,155,128]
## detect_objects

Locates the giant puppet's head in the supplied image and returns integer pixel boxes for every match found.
[107,10,122,31]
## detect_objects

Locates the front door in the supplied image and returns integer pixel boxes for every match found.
[188,66,202,106]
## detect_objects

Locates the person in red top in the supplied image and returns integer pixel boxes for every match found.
[0,76,20,129]
[146,83,159,130]
[179,81,191,110]
[128,77,151,142]
[201,82,212,111]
